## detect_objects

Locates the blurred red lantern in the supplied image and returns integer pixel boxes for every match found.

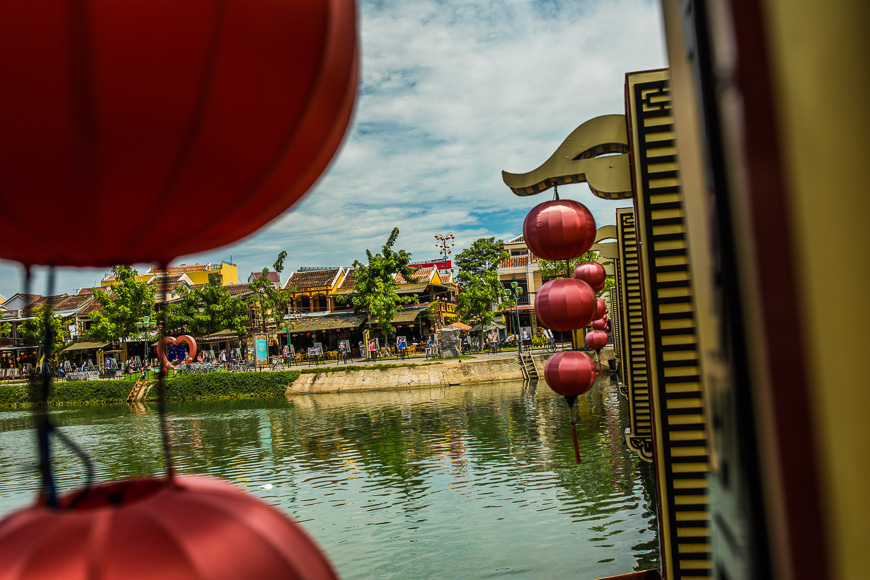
[523,200,596,261]
[543,351,597,397]
[593,297,607,320]
[591,318,608,331]
[535,279,596,331]
[573,262,606,293]
[0,476,338,580]
[0,0,357,267]
[585,329,608,351]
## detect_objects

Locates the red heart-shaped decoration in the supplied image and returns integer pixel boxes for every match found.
[157,335,198,369]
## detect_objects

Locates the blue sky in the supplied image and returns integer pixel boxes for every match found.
[0,0,667,299]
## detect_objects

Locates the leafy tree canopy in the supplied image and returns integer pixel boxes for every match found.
[352,228,416,338]
[454,238,508,337]
[168,274,247,336]
[87,265,155,344]
[0,321,10,338]
[18,304,70,357]
[246,251,293,333]
[538,250,614,296]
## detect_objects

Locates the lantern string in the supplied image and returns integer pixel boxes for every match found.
[157,263,176,482]
[28,266,58,508]
[565,395,582,464]
[553,184,560,201]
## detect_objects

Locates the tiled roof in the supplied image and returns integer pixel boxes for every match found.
[12,293,43,302]
[23,294,94,316]
[284,268,340,291]
[147,264,211,275]
[77,287,96,295]
[338,270,357,290]
[250,271,281,284]
[505,235,525,244]
[224,284,254,296]
[147,274,183,287]
[395,267,432,285]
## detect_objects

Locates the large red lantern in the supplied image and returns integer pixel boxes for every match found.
[592,297,607,321]
[544,351,597,464]
[0,0,358,267]
[585,329,608,351]
[591,318,608,330]
[0,476,339,580]
[522,200,596,261]
[544,351,597,397]
[535,278,596,331]
[573,262,607,293]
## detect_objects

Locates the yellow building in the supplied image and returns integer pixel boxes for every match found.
[101,261,239,288]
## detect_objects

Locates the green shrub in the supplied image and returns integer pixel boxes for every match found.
[0,371,300,407]
[0,379,136,407]
[159,371,300,402]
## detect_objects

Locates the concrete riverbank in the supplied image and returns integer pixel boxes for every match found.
[288,353,556,394]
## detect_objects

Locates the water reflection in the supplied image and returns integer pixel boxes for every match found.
[0,378,659,579]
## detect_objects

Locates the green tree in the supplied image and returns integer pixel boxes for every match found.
[538,250,614,296]
[352,228,416,343]
[87,265,155,359]
[0,321,10,338]
[168,274,247,336]
[454,238,509,343]
[18,304,70,359]
[246,252,292,334]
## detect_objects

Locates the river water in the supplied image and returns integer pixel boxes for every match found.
[0,378,659,579]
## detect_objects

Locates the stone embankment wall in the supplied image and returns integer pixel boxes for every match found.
[288,355,553,394]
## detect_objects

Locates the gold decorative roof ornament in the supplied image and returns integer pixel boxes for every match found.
[501,114,632,199]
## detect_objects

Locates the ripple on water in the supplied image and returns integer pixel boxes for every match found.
[0,380,659,579]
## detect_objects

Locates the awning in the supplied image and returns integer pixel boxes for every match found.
[198,330,239,342]
[470,322,506,332]
[366,310,422,325]
[396,283,429,294]
[0,345,38,352]
[290,315,366,333]
[62,341,108,352]
[445,322,471,331]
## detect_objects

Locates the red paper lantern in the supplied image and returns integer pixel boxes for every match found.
[573,262,607,293]
[593,297,607,320]
[591,318,608,330]
[522,200,596,261]
[0,0,357,267]
[543,351,597,397]
[535,278,596,331]
[0,476,338,580]
[585,329,608,350]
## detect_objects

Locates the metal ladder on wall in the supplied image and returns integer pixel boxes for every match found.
[125,377,153,402]
[517,352,539,380]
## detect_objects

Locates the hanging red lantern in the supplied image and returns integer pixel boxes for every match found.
[591,318,608,331]
[535,279,596,331]
[592,297,607,320]
[543,351,597,397]
[585,329,608,351]
[543,351,597,464]
[573,262,607,293]
[0,0,358,267]
[522,200,596,261]
[585,329,609,377]
[0,476,339,580]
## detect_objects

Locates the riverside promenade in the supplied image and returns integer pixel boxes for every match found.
[286,348,614,394]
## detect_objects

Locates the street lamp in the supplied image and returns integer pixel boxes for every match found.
[135,316,157,367]
[502,282,524,355]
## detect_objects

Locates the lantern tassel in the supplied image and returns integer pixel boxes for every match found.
[565,395,582,464]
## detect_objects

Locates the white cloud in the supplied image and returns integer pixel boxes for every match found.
[0,0,666,298]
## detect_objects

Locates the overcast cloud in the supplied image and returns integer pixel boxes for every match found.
[0,0,667,298]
